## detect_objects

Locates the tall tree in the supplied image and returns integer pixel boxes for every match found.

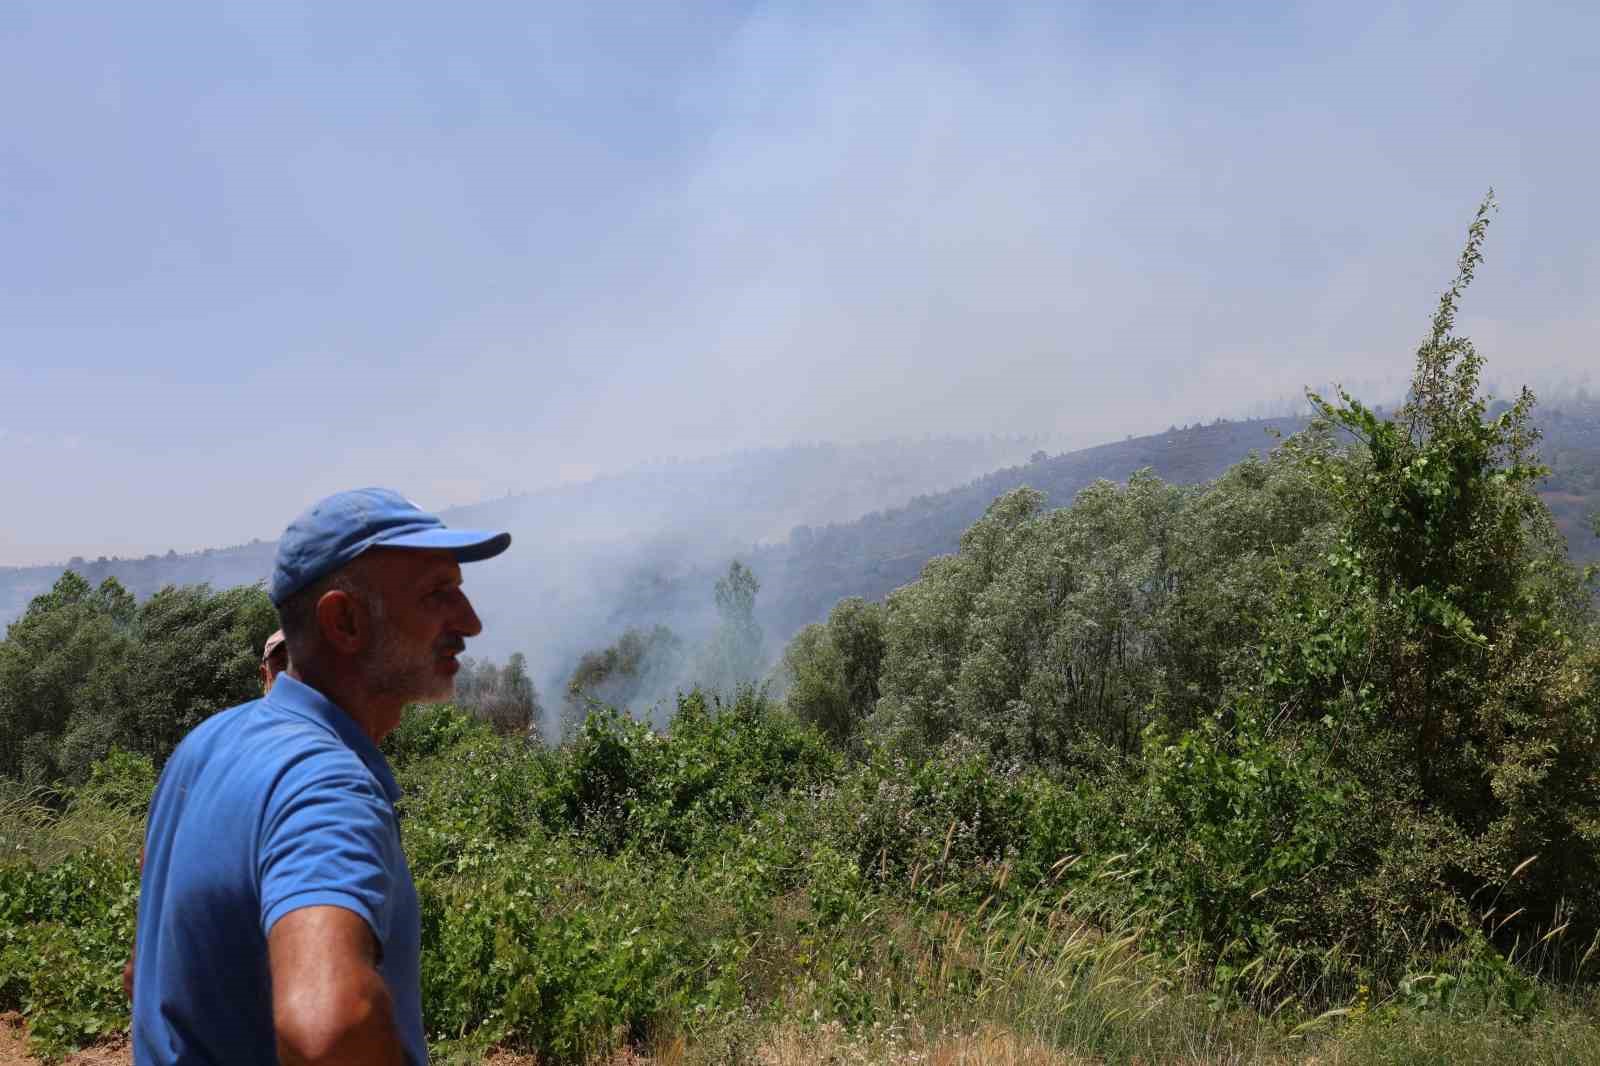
[1266,191,1600,929]
[696,561,764,697]
[0,574,274,784]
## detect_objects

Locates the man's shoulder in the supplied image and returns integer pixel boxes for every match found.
[161,701,255,769]
[166,698,370,789]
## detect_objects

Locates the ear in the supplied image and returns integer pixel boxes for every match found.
[314,589,367,655]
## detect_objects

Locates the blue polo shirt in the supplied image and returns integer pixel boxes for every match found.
[132,675,425,1065]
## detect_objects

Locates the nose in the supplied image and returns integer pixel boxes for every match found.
[454,590,484,639]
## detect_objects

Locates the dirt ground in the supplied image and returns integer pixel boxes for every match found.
[0,1014,1086,1065]
[0,1015,562,1066]
[0,1015,130,1066]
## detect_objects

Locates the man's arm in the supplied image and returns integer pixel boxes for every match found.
[269,905,405,1066]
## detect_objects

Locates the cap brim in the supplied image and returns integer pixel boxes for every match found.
[377,527,512,563]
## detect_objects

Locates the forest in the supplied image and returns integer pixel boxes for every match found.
[2,199,1600,1062]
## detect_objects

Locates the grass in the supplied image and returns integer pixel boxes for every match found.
[5,726,1600,1066]
[0,783,141,869]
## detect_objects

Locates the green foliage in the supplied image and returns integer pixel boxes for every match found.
[871,451,1334,764]
[127,582,278,763]
[1087,716,1350,969]
[0,574,138,785]
[395,693,830,1060]
[71,749,157,818]
[0,573,274,786]
[543,688,835,857]
[1272,193,1600,946]
[418,845,751,1061]
[383,701,498,766]
[3,682,1599,1062]
[0,847,138,1060]
[779,597,885,748]
[564,624,682,735]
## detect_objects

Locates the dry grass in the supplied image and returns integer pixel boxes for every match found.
[752,1022,1092,1065]
[0,786,141,867]
[462,1024,1092,1065]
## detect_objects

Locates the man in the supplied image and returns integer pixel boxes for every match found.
[260,628,289,693]
[129,488,509,1066]
[120,631,292,1001]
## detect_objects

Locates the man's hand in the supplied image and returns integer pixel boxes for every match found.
[269,905,405,1066]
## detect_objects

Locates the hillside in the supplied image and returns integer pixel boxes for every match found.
[752,404,1600,638]
[6,312,1600,1064]
[751,416,1311,635]
[0,436,1042,674]
[5,408,1596,681]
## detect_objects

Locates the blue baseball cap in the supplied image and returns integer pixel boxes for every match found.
[269,488,511,606]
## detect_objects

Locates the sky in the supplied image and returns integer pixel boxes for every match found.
[2,0,1596,566]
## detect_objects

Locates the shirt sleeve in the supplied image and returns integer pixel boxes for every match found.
[258,750,396,951]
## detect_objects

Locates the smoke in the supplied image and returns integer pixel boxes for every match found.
[436,436,1046,733]
[5,2,1599,569]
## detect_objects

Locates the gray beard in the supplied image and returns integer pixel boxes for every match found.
[359,600,454,704]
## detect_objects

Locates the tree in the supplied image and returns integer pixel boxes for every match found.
[0,574,274,785]
[124,583,277,766]
[780,597,885,748]
[564,625,682,736]
[0,573,136,784]
[695,561,764,696]
[1268,191,1600,935]
[454,653,544,739]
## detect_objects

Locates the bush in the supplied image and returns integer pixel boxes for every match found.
[0,848,138,1060]
[71,748,156,817]
[383,702,498,767]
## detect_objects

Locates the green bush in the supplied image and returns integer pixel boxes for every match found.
[71,748,156,817]
[0,847,138,1060]
[1075,717,1349,975]
[384,701,498,767]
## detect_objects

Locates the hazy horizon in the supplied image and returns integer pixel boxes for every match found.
[4,1,1597,567]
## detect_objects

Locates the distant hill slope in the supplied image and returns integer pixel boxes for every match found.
[750,406,1600,639]
[748,417,1310,636]
[0,436,1043,658]
[1538,404,1600,567]
[5,410,1596,680]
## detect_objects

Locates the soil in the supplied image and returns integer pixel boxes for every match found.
[0,1015,130,1066]
[0,1015,572,1066]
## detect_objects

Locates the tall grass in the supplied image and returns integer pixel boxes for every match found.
[0,783,141,867]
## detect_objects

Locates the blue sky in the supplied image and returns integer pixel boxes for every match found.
[2,1,1596,565]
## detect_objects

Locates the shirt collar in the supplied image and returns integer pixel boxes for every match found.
[264,674,403,804]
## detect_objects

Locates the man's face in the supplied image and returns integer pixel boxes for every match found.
[357,548,483,705]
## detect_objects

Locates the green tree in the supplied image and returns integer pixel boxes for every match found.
[780,597,885,748]
[1267,191,1600,936]
[875,488,1044,751]
[565,625,682,736]
[121,583,277,767]
[0,575,273,784]
[869,461,1333,763]
[0,573,136,784]
[695,561,764,697]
